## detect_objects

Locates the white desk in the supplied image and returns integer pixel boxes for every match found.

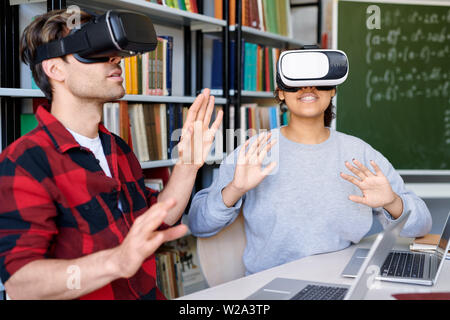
[180,236,450,300]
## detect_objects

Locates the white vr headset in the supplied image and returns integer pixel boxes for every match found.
[276,48,349,91]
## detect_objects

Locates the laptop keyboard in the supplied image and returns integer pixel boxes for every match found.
[290,285,348,300]
[381,252,425,278]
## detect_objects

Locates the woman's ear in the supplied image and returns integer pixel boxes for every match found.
[331,88,336,99]
[278,89,285,101]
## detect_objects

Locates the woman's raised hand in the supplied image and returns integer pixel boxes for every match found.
[222,132,277,208]
[340,159,403,218]
[231,132,278,193]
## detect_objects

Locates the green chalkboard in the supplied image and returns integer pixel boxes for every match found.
[336,0,450,170]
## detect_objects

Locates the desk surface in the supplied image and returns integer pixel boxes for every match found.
[179,236,450,300]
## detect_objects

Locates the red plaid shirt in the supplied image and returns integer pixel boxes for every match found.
[0,105,166,300]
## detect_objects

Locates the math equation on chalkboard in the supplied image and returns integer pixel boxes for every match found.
[336,1,450,170]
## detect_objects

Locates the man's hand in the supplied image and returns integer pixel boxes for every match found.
[177,88,223,169]
[112,198,188,278]
[340,159,403,218]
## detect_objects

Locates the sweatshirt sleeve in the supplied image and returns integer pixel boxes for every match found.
[188,147,245,237]
[366,146,432,238]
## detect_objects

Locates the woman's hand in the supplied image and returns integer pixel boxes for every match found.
[222,132,277,208]
[340,159,403,218]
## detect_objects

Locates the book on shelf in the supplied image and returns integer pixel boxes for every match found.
[144,178,164,191]
[244,43,280,92]
[211,39,280,93]
[148,0,199,14]
[20,114,38,136]
[210,39,244,92]
[240,104,287,128]
[102,101,132,147]
[156,234,208,298]
[122,36,173,96]
[123,103,224,163]
[214,0,291,36]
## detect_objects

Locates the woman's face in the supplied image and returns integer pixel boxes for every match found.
[278,86,336,121]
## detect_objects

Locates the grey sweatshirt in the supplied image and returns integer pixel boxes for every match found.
[188,128,432,275]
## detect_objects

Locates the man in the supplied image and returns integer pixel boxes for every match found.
[0,9,222,299]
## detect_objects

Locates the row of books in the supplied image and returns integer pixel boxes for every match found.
[103,102,224,163]
[244,43,281,92]
[145,0,199,13]
[211,39,281,92]
[239,103,289,142]
[121,36,173,96]
[215,0,292,36]
[156,235,208,299]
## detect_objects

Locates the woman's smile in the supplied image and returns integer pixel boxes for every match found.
[298,92,319,103]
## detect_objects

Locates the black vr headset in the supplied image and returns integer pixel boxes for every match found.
[33,10,157,66]
[276,46,349,92]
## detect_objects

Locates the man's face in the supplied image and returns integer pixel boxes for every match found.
[61,55,125,103]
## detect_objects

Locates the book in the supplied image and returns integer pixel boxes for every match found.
[214,0,222,19]
[20,114,38,136]
[393,292,450,300]
[128,103,141,159]
[119,101,131,146]
[153,104,163,160]
[410,234,450,258]
[158,35,173,96]
[137,54,142,95]
[210,39,244,92]
[159,103,168,160]
[166,103,176,160]
[136,104,150,162]
[130,55,138,95]
[142,103,157,160]
[190,0,199,13]
[229,0,236,25]
[165,235,208,296]
[257,0,265,31]
[144,178,164,191]
[124,57,132,94]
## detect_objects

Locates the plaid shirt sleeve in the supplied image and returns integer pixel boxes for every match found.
[0,157,58,284]
[145,186,159,207]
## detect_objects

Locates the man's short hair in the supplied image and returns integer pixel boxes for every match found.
[20,9,92,101]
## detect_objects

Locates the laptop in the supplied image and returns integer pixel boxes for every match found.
[245,210,411,300]
[342,211,450,286]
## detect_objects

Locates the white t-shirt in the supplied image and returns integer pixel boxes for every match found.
[66,128,112,178]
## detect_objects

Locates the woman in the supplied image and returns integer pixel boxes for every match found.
[188,57,432,276]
